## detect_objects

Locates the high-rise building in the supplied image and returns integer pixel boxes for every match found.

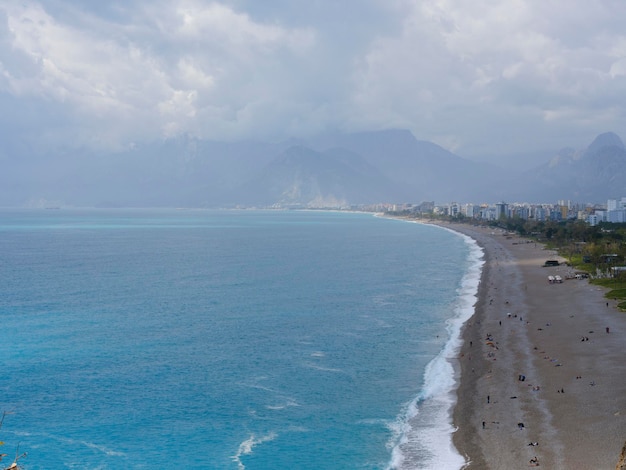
[495,202,508,219]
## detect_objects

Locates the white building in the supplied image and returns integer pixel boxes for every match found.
[605,197,626,223]
[535,207,547,221]
[462,204,480,218]
[607,197,626,210]
[607,210,626,223]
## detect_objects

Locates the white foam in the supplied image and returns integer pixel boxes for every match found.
[265,398,300,410]
[303,362,348,374]
[387,228,484,470]
[231,432,277,470]
[81,440,126,457]
[11,430,127,458]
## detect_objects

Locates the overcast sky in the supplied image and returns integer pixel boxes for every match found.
[2,0,626,162]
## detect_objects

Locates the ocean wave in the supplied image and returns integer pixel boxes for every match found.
[302,362,348,374]
[231,432,277,470]
[9,430,126,458]
[81,440,126,457]
[387,229,484,470]
[265,399,300,410]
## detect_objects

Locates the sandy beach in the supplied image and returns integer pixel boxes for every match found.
[441,222,626,470]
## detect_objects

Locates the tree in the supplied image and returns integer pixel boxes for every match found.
[0,413,26,470]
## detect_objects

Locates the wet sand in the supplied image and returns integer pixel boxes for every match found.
[441,222,626,470]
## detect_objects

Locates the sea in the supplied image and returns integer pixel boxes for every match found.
[0,209,483,469]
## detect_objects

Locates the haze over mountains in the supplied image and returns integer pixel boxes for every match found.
[2,130,625,208]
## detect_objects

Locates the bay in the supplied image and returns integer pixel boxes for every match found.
[0,209,476,469]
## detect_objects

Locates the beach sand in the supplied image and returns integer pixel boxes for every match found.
[442,222,626,470]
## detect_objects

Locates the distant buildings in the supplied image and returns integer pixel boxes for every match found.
[413,198,625,226]
[593,197,626,225]
[374,195,626,227]
[432,201,573,222]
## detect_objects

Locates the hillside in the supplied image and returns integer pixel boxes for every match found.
[1,129,624,207]
[510,132,626,202]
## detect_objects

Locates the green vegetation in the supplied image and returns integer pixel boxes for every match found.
[488,219,626,310]
[390,210,626,311]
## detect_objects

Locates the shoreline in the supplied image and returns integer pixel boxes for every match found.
[435,221,626,469]
[386,220,485,470]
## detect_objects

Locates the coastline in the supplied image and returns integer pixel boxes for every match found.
[390,224,485,469]
[435,221,626,469]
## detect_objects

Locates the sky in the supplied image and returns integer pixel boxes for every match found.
[2,0,626,164]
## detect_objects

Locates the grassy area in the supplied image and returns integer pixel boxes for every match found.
[589,278,626,311]
[558,250,626,311]
[402,213,626,311]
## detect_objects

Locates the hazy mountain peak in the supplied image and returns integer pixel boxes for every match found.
[281,145,319,162]
[5,127,624,208]
[587,132,624,154]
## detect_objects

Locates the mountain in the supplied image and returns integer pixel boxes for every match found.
[238,145,405,207]
[2,129,624,208]
[510,132,626,202]
[234,129,509,206]
[1,129,503,207]
[306,129,505,202]
[585,131,624,155]
[1,137,290,207]
[233,130,626,205]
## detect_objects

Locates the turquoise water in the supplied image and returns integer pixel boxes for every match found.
[0,209,481,469]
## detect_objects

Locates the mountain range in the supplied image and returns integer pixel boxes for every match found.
[1,129,625,208]
[519,131,626,203]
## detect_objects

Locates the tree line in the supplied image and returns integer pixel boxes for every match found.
[389,209,626,276]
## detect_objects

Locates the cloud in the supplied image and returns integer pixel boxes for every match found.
[0,0,318,147]
[0,0,626,159]
[346,0,626,156]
